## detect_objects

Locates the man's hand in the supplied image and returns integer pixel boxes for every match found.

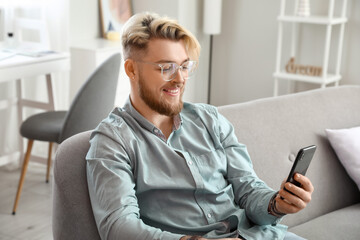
[276,173,314,214]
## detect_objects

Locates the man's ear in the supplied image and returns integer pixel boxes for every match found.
[124,59,137,81]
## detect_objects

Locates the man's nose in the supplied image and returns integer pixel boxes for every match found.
[172,68,186,83]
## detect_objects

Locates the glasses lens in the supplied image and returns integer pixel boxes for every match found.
[179,61,197,80]
[161,61,197,81]
[161,63,177,81]
[183,61,196,76]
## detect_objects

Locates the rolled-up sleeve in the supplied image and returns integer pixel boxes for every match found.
[86,125,183,240]
[217,113,282,226]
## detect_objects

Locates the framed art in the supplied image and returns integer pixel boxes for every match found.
[99,0,132,40]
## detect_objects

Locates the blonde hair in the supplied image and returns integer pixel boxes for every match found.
[121,12,201,61]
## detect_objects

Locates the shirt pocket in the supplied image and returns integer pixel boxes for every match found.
[192,148,228,191]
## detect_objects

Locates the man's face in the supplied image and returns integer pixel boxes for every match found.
[134,39,189,116]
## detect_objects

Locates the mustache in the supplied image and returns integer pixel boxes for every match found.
[165,83,184,89]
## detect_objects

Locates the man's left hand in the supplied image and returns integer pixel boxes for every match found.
[276,173,314,214]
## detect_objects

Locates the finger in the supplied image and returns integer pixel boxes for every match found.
[276,195,301,214]
[284,181,312,204]
[279,187,307,209]
[283,175,313,203]
[294,174,314,193]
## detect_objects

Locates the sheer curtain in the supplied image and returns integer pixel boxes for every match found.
[45,0,70,110]
[0,0,70,166]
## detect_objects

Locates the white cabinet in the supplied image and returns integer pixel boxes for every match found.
[70,38,129,106]
[273,0,348,96]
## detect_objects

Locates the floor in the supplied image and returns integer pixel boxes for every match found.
[0,163,53,240]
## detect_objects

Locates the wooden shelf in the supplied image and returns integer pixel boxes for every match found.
[278,15,347,25]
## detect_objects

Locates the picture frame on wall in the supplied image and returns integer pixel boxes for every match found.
[99,0,132,40]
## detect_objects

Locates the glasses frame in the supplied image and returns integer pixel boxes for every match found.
[135,60,197,81]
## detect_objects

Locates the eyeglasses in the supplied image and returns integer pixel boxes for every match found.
[135,60,197,81]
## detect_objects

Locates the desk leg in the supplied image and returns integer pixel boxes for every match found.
[46,74,55,110]
[16,79,24,166]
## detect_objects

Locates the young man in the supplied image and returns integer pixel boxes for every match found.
[86,12,314,240]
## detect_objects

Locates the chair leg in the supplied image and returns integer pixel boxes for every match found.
[46,142,53,183]
[12,139,34,215]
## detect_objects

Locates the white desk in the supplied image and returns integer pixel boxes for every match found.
[0,52,70,167]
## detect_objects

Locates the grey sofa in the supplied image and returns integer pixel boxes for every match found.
[53,85,360,240]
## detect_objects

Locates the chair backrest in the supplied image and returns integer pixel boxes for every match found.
[53,131,101,240]
[59,53,121,143]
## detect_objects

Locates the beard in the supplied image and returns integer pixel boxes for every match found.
[138,75,184,117]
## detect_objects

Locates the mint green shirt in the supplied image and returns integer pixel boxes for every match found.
[86,99,287,240]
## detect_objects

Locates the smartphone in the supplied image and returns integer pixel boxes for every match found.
[284,145,316,193]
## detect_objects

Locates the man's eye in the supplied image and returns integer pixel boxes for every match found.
[162,64,173,72]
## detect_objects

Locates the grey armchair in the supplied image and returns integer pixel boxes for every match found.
[12,53,121,214]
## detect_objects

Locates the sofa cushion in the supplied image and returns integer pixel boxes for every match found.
[326,126,360,191]
[289,203,360,240]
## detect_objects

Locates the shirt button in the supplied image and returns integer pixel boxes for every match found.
[207,213,212,218]
[188,161,193,165]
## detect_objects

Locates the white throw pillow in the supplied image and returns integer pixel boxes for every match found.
[326,126,360,191]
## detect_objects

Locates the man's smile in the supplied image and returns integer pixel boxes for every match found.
[163,87,181,96]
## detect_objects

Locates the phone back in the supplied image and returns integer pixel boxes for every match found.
[287,145,316,186]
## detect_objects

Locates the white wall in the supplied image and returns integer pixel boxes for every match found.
[210,0,360,106]
[342,0,360,86]
[69,0,100,43]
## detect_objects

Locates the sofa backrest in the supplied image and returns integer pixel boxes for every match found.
[53,130,100,240]
[218,85,360,227]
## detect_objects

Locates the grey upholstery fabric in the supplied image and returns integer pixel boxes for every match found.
[52,131,100,240]
[289,203,360,240]
[20,111,66,142]
[19,53,121,144]
[52,86,360,239]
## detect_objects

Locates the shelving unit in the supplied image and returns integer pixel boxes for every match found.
[273,0,348,96]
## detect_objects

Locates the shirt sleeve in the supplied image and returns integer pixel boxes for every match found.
[216,112,283,226]
[86,123,183,240]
